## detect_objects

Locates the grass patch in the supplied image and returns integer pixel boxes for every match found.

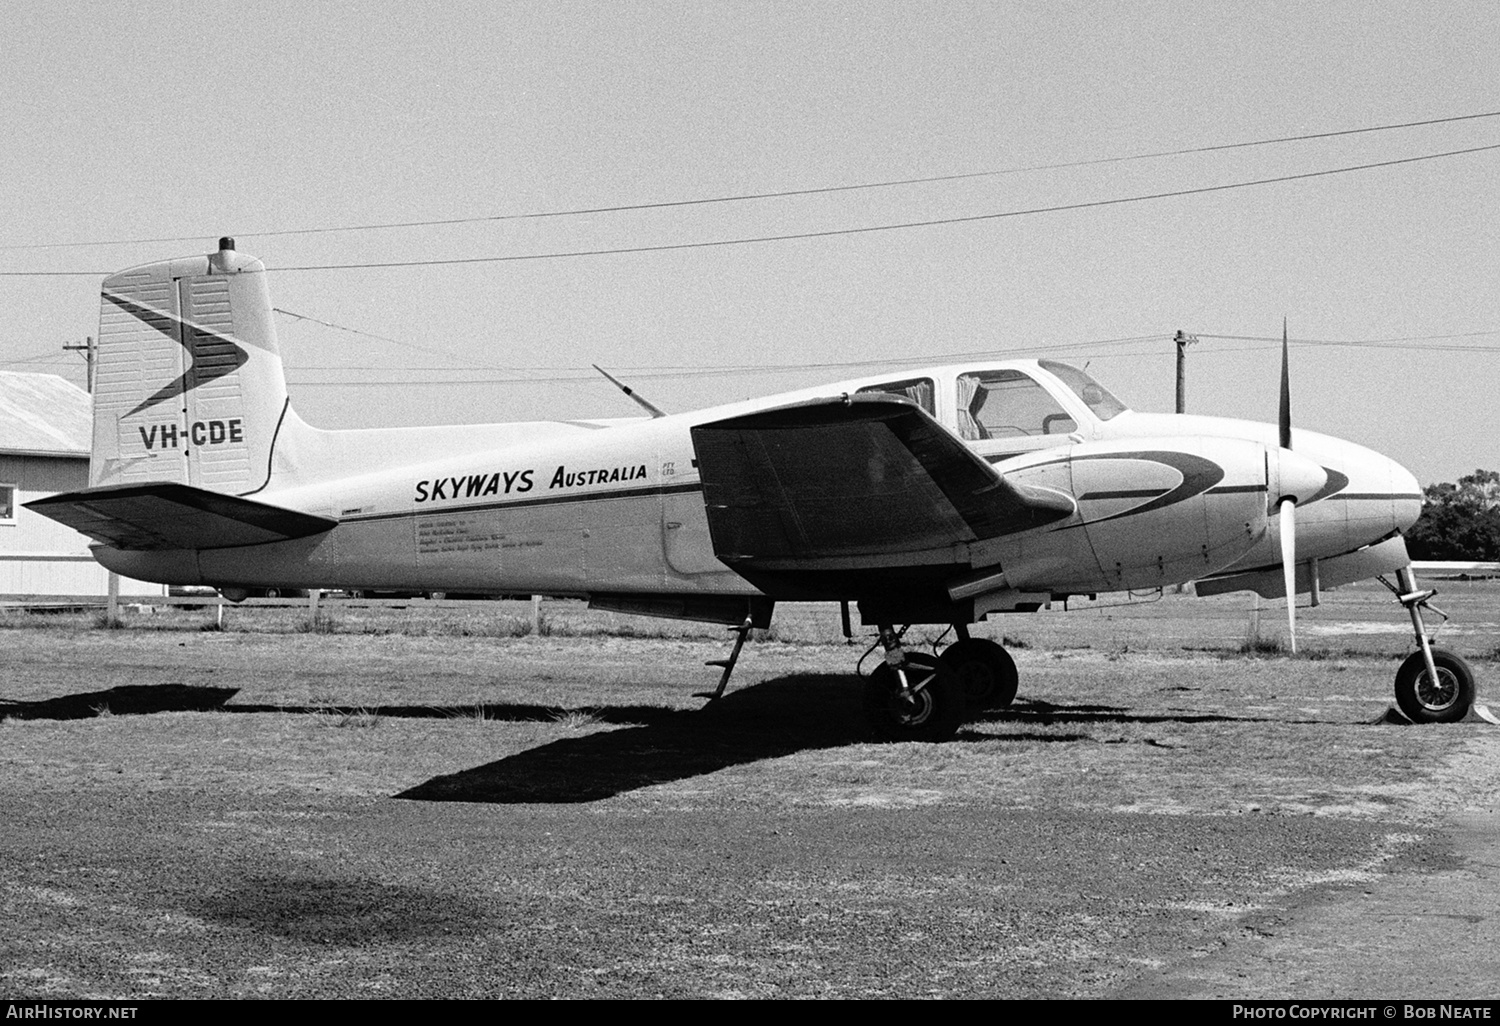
[1238,630,1285,657]
[319,707,381,729]
[548,709,605,731]
[295,614,341,634]
[92,612,127,630]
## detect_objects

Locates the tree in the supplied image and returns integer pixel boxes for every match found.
[1404,469,1500,561]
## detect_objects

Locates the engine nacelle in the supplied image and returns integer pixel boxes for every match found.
[983,436,1292,594]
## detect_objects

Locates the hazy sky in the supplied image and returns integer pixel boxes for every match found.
[3,1,1497,484]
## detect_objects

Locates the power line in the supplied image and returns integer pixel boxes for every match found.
[4,108,1497,253]
[1195,330,1500,353]
[6,140,1498,277]
[277,326,1500,388]
[274,307,495,367]
[202,141,1500,273]
[15,140,1475,278]
[280,334,1172,382]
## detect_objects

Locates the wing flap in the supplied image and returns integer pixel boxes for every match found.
[690,395,1073,565]
[26,483,336,551]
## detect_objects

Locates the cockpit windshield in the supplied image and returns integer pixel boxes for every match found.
[1039,360,1128,421]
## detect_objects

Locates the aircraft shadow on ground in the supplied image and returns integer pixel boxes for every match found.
[980,699,1266,728]
[0,683,240,720]
[0,680,1290,805]
[394,677,1282,804]
[397,673,869,804]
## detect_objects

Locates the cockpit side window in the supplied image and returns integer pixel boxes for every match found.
[956,370,1076,440]
[1038,360,1128,421]
[855,377,935,415]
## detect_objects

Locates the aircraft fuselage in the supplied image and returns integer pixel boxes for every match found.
[91,359,1422,622]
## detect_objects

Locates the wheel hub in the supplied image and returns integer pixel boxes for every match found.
[1416,668,1459,712]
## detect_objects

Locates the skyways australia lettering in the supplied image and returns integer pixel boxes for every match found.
[549,464,647,489]
[137,419,244,450]
[411,463,649,505]
[415,470,534,503]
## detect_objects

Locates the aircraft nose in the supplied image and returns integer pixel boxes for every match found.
[1272,447,1328,507]
[1391,458,1423,533]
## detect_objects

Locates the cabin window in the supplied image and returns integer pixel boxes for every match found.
[855,377,935,415]
[0,484,13,524]
[1039,360,1127,421]
[956,370,1076,440]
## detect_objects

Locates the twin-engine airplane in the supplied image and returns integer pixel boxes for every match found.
[29,240,1477,738]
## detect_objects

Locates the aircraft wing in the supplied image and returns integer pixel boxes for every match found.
[26,483,337,551]
[690,394,1073,565]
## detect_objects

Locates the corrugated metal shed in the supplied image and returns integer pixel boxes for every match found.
[0,372,90,457]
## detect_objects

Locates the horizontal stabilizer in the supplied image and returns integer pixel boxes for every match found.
[690,394,1073,563]
[26,483,336,551]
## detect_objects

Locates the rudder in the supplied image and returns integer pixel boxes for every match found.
[90,238,289,495]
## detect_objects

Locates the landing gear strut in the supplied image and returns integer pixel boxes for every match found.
[1381,566,1476,724]
[695,615,754,701]
[862,625,964,742]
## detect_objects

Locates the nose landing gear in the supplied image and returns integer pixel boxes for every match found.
[1381,566,1478,724]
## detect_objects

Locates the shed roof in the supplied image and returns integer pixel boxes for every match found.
[0,372,90,457]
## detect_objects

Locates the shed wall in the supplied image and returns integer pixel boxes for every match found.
[0,454,165,596]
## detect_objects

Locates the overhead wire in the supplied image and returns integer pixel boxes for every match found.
[8,117,1499,377]
[276,326,1500,389]
[273,307,496,368]
[1195,330,1500,352]
[2,108,1497,252]
[277,325,1173,384]
[268,141,1500,272]
[3,137,1499,277]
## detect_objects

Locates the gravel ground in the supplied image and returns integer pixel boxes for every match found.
[1,588,1498,999]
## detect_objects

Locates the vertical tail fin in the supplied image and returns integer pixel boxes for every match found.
[90,238,289,495]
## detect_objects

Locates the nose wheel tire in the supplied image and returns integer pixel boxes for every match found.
[1394,648,1475,724]
[863,652,964,742]
[939,638,1018,709]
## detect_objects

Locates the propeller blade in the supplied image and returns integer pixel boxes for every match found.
[1279,319,1292,451]
[1280,498,1298,654]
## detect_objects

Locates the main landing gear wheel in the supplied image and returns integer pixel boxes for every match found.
[1394,648,1476,724]
[939,638,1018,709]
[863,652,964,742]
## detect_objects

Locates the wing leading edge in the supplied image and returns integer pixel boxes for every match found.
[26,483,337,551]
[690,394,1073,567]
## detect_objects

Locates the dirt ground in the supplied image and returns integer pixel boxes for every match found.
[1,582,1498,999]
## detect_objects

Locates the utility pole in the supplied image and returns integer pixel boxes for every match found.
[61,336,96,393]
[1173,330,1197,414]
[61,335,117,614]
